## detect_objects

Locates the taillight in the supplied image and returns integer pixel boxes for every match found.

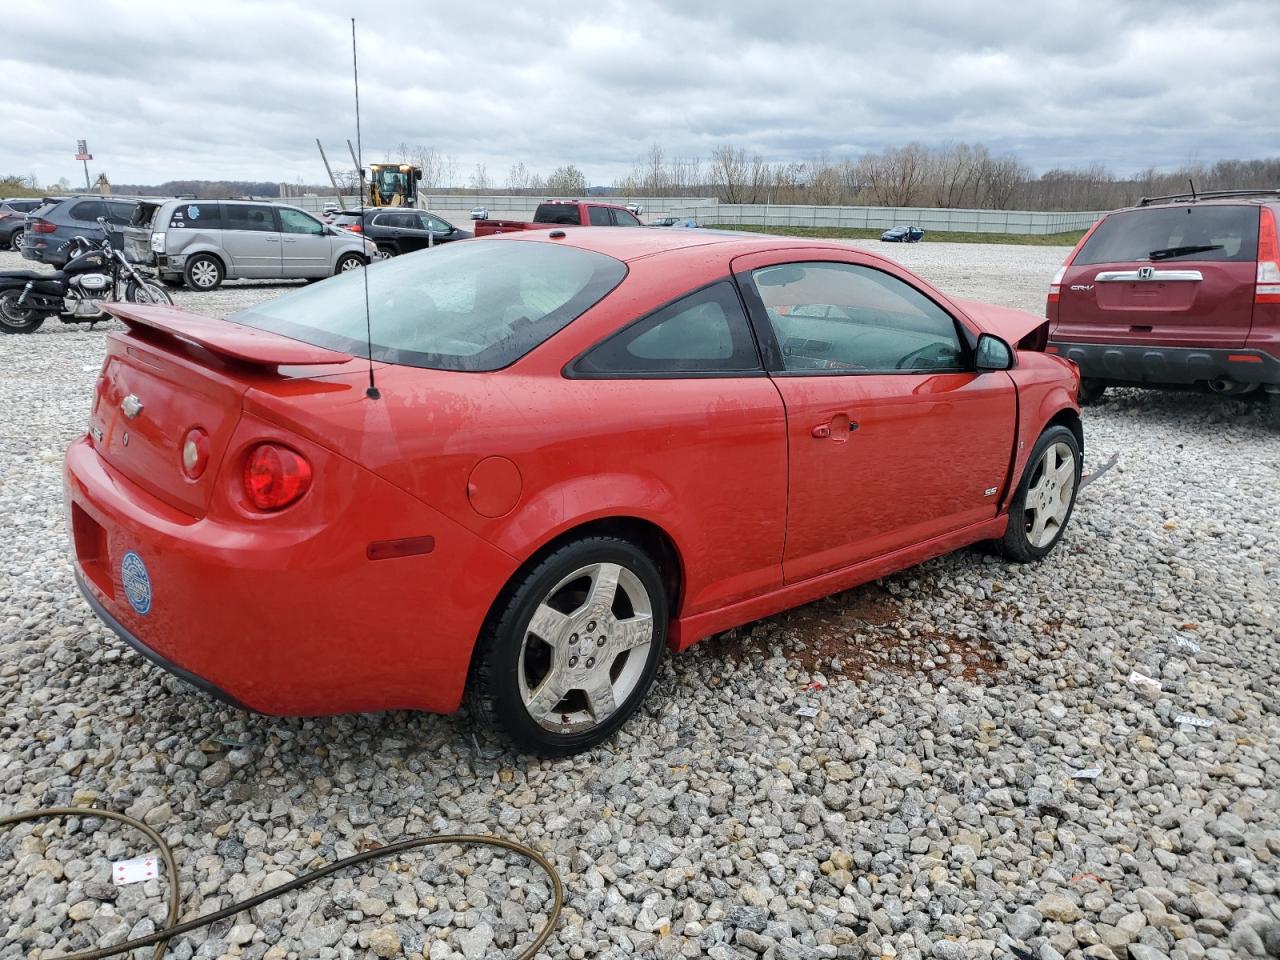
[347,223,363,232]
[180,428,210,480]
[1256,207,1280,304]
[243,443,312,511]
[31,219,57,234]
[1048,266,1066,303]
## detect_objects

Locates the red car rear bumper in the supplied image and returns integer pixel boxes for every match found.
[64,436,518,716]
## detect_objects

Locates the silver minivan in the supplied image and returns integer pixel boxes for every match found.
[125,199,378,291]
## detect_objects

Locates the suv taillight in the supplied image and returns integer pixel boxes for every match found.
[346,223,362,232]
[243,443,312,511]
[1256,207,1280,304]
[1048,266,1066,303]
[31,219,57,234]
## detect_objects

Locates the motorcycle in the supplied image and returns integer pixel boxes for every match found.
[0,217,174,334]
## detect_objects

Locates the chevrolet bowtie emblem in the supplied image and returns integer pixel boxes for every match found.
[121,395,144,419]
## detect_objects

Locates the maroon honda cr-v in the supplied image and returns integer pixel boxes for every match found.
[1046,190,1280,423]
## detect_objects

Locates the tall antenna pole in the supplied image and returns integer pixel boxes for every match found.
[352,18,379,400]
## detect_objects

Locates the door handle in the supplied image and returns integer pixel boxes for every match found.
[812,415,859,441]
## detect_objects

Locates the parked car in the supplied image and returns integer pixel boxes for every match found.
[649,216,700,228]
[881,225,924,243]
[68,230,1081,755]
[21,195,143,266]
[330,208,471,256]
[474,200,644,236]
[1047,189,1280,419]
[123,199,379,290]
[470,207,489,221]
[0,198,42,251]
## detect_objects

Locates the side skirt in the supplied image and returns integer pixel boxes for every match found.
[668,514,1008,652]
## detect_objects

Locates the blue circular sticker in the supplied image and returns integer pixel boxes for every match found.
[121,551,152,616]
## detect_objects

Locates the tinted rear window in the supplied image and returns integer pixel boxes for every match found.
[232,240,627,372]
[1076,205,1260,265]
[169,202,222,229]
[534,203,582,225]
[332,213,364,226]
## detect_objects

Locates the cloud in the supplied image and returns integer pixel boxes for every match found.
[0,0,1276,187]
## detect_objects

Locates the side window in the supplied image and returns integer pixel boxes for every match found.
[169,202,222,229]
[223,204,278,232]
[575,281,761,375]
[278,208,324,235]
[104,202,137,225]
[750,262,965,373]
[587,206,612,226]
[612,209,641,226]
[421,214,451,233]
[69,200,105,222]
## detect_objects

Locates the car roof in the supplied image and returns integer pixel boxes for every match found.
[1112,196,1280,215]
[489,226,869,264]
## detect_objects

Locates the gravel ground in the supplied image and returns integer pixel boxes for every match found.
[1,242,1278,960]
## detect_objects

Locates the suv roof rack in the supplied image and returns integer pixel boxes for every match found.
[1138,188,1280,207]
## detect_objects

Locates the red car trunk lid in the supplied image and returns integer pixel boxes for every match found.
[90,304,354,517]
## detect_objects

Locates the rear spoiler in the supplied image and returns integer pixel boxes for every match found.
[104,303,353,368]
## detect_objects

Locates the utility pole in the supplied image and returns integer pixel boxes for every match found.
[75,140,93,190]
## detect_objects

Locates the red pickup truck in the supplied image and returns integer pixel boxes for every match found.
[473,200,644,236]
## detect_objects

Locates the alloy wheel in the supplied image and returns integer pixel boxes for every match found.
[1023,440,1076,548]
[517,562,655,733]
[340,256,363,272]
[190,261,219,288]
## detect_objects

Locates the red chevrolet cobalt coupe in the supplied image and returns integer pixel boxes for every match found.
[66,230,1082,755]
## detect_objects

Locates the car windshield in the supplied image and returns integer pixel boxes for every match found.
[232,240,627,372]
[1076,205,1260,265]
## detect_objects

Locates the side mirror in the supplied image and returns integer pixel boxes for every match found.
[975,333,1014,371]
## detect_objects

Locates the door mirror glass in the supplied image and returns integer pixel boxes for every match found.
[975,333,1014,371]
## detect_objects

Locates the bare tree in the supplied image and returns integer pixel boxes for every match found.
[506,161,532,194]
[545,164,587,196]
[469,162,489,195]
[710,145,750,203]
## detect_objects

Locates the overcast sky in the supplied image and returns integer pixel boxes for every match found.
[3,0,1277,187]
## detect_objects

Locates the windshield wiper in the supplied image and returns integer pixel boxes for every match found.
[1148,244,1223,261]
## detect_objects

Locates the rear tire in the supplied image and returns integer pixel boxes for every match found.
[998,425,1081,563]
[8,229,23,252]
[1268,392,1280,428]
[1078,378,1107,406]
[184,254,224,291]
[467,537,668,756]
[376,244,397,259]
[0,290,45,333]
[335,252,366,275]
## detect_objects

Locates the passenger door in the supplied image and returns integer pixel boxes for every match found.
[733,251,1017,583]
[1058,204,1259,348]
[220,204,282,278]
[277,207,332,276]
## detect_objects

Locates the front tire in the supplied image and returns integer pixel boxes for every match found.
[468,537,668,756]
[0,291,45,333]
[125,279,175,305]
[998,425,1081,563]
[183,254,224,291]
[335,252,367,275]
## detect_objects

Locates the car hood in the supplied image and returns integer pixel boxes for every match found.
[952,298,1049,351]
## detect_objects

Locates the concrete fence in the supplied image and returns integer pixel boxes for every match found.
[421,194,1102,234]
[264,193,1104,235]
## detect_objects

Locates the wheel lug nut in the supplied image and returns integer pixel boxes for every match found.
[586,657,595,668]
[586,620,597,632]
[569,656,578,667]
[597,637,606,647]
[569,634,578,645]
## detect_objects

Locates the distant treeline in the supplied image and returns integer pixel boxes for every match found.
[611,144,1280,211]
[10,145,1279,212]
